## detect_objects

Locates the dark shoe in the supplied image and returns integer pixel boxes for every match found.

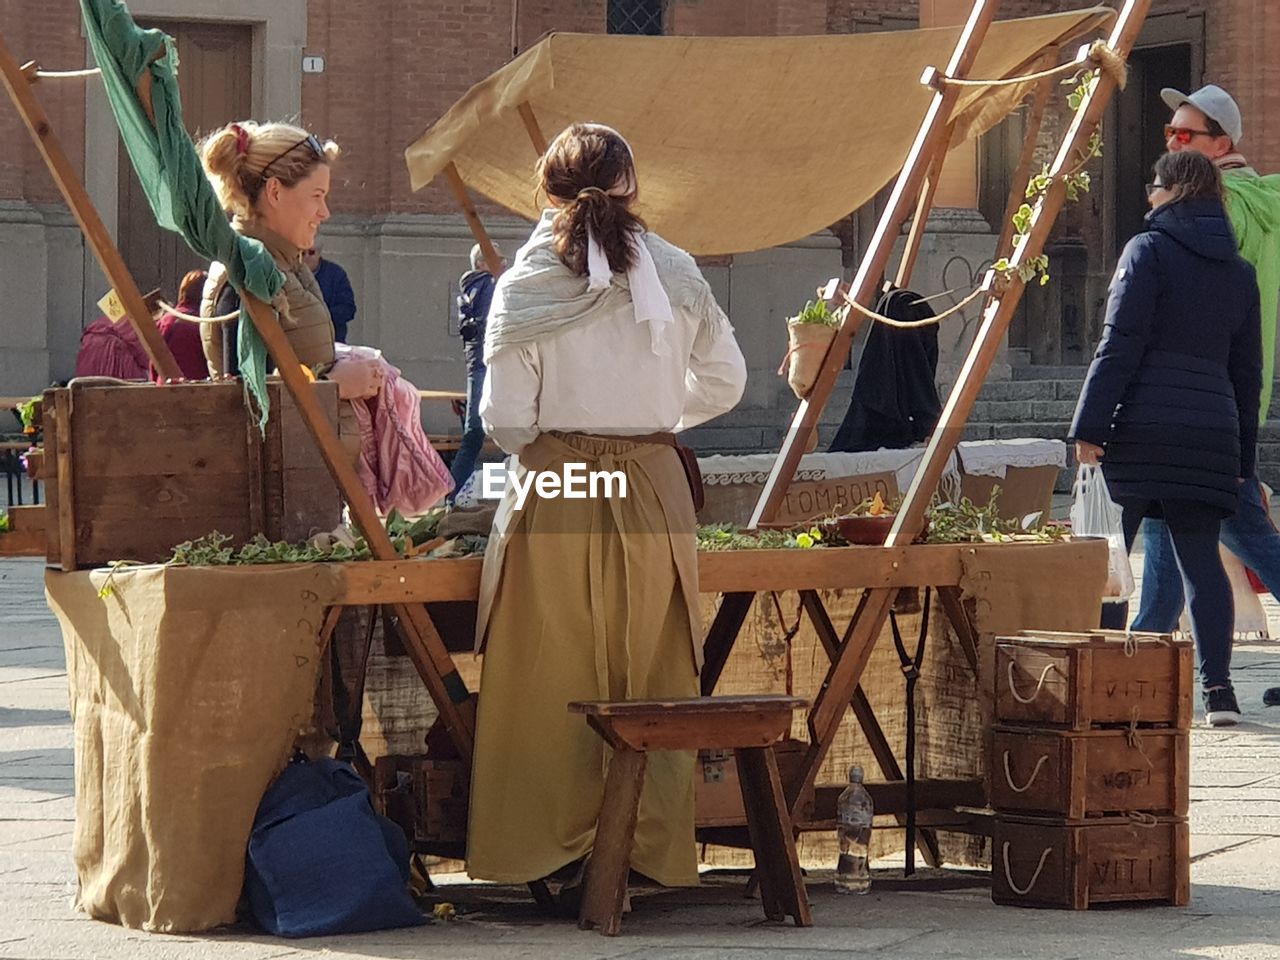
[1203,685,1241,727]
[1264,687,1280,707]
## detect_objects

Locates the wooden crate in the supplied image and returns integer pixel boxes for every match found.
[371,755,468,845]
[695,740,807,827]
[41,381,341,569]
[0,504,45,557]
[991,725,1188,819]
[993,813,1189,909]
[996,631,1193,730]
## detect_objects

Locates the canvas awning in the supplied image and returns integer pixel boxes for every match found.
[404,7,1114,256]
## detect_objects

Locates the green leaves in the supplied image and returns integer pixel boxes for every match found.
[1064,68,1097,111]
[790,299,841,328]
[996,78,1106,292]
[168,531,373,566]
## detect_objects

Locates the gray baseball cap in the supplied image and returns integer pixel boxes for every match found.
[1160,84,1243,145]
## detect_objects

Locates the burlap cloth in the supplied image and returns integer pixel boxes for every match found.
[46,563,341,932]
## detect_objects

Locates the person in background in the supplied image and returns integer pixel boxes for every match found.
[302,244,357,344]
[151,269,209,381]
[1135,85,1280,651]
[466,123,746,898]
[450,242,504,496]
[74,313,150,380]
[1071,151,1261,727]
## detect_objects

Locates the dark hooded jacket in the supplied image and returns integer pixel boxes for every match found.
[1070,196,1262,516]
[457,268,496,375]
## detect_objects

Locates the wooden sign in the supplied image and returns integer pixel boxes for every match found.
[773,472,899,525]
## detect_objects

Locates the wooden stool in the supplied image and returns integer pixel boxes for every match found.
[568,695,812,935]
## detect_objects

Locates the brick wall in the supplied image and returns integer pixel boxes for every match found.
[1,0,87,203]
[6,1,1279,213]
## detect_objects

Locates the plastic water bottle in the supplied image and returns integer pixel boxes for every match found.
[836,764,873,894]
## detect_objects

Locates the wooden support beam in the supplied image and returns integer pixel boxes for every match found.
[892,1,1149,547]
[937,585,980,674]
[700,592,756,696]
[0,35,183,382]
[748,0,1001,528]
[799,590,942,868]
[518,101,548,155]
[787,0,1153,820]
[240,296,477,764]
[444,161,505,277]
[894,122,955,290]
[331,544,976,606]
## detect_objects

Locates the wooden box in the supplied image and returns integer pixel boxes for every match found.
[41,381,341,569]
[996,631,1194,730]
[991,725,1188,819]
[372,755,468,845]
[695,740,806,827]
[993,814,1189,909]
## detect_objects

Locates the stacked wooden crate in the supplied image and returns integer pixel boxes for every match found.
[990,630,1193,909]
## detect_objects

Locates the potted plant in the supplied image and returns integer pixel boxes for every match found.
[782,299,839,400]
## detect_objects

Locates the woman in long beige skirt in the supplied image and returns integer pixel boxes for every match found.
[466,123,747,888]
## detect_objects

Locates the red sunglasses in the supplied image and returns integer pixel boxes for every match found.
[1163,124,1214,145]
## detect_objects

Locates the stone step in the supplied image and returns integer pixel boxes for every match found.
[1011,364,1089,381]
[969,399,1078,423]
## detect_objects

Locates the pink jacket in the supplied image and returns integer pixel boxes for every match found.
[342,346,453,514]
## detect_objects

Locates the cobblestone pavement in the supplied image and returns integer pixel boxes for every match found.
[2,551,1277,960]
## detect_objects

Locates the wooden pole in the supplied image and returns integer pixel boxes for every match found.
[239,296,477,763]
[0,37,183,381]
[790,0,1152,818]
[894,123,955,290]
[747,0,1001,528]
[445,162,505,277]
[518,101,548,155]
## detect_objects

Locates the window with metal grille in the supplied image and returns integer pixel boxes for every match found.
[607,0,666,36]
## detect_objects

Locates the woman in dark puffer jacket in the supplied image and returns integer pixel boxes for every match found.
[1070,150,1262,727]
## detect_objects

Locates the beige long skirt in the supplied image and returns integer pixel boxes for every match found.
[466,433,701,886]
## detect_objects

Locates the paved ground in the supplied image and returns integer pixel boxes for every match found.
[2,545,1278,960]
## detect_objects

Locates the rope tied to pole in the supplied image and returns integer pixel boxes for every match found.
[33,67,102,80]
[839,283,990,329]
[936,40,1128,91]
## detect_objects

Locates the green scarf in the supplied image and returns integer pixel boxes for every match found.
[79,0,282,428]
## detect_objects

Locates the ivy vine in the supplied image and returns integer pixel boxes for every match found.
[993,69,1103,288]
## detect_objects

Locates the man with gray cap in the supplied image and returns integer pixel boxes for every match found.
[1130,83,1280,722]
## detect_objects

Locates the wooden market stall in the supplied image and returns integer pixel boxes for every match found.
[6,0,1165,933]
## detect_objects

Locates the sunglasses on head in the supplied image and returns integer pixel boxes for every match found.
[1163,124,1214,145]
[259,134,325,183]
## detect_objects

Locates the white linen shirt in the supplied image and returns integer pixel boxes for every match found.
[480,281,747,455]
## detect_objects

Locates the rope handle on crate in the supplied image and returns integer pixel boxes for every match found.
[1002,751,1050,794]
[1002,842,1053,897]
[1006,660,1059,704]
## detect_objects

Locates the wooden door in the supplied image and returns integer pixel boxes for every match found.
[117,21,252,300]
[1113,43,1193,255]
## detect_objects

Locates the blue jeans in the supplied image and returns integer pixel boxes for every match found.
[1135,477,1280,631]
[1125,503,1233,689]
[448,364,486,495]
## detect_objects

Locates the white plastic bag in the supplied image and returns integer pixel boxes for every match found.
[1069,465,1135,600]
